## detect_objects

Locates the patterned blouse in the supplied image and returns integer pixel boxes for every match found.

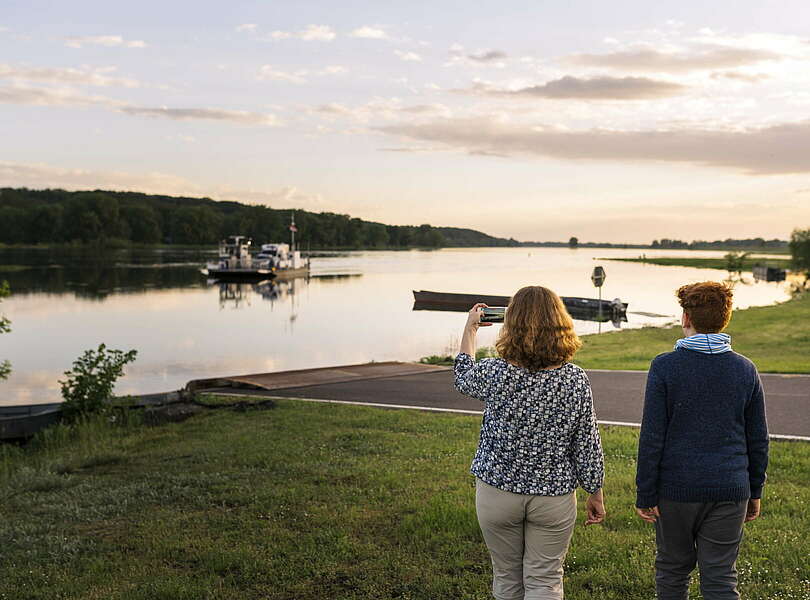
[454,352,604,495]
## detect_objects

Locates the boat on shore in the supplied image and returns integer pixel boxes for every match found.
[0,403,62,441]
[412,290,627,324]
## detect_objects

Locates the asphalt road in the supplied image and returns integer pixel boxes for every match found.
[222,369,810,439]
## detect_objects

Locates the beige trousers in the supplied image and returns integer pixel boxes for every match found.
[475,478,577,600]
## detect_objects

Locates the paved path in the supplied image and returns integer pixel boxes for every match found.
[202,368,810,439]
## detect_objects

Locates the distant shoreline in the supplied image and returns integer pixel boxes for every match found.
[0,242,791,254]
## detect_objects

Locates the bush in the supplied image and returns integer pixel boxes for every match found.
[59,344,137,422]
[0,281,10,380]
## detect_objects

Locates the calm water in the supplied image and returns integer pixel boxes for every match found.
[0,247,790,405]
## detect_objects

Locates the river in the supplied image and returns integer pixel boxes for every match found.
[0,246,790,405]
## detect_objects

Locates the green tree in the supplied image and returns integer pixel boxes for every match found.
[121,205,162,243]
[789,228,810,287]
[724,251,750,276]
[0,281,10,379]
[568,236,579,249]
[59,343,138,421]
[0,207,27,244]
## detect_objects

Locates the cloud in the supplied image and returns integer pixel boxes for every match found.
[256,64,348,84]
[460,75,688,100]
[446,45,508,68]
[394,50,422,62]
[377,116,810,174]
[313,99,449,122]
[119,106,280,126]
[0,83,279,126]
[710,71,769,83]
[257,65,308,84]
[467,50,508,62]
[65,35,146,49]
[350,26,388,39]
[0,161,325,210]
[321,65,348,75]
[0,64,139,88]
[564,45,780,73]
[235,23,258,33]
[270,24,335,42]
[0,83,119,107]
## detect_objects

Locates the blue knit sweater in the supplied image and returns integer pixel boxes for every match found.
[635,348,769,508]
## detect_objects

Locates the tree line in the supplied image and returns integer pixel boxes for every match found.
[651,238,787,250]
[0,188,517,249]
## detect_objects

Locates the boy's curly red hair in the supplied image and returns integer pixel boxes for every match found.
[676,281,733,333]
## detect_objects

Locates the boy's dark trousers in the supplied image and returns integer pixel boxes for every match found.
[654,497,748,600]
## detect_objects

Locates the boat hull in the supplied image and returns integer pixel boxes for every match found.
[0,403,63,440]
[412,290,627,323]
[201,268,276,281]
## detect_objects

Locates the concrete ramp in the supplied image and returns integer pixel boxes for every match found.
[186,361,451,393]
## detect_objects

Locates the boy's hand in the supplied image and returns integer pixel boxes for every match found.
[635,506,660,523]
[744,499,761,522]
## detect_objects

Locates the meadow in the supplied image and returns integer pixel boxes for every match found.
[422,292,810,373]
[598,256,791,271]
[1,398,808,599]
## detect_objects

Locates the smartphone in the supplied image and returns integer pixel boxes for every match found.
[480,307,506,323]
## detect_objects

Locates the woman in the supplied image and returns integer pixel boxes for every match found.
[455,285,606,600]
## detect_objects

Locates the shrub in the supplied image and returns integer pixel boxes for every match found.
[59,344,137,422]
[0,280,10,380]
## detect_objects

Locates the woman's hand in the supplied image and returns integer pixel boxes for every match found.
[584,489,606,526]
[466,303,492,330]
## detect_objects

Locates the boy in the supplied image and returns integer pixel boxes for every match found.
[635,281,768,599]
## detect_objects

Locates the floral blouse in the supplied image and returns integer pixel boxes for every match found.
[454,352,604,495]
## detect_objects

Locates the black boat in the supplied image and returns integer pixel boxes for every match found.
[752,266,787,282]
[0,403,62,441]
[412,290,627,324]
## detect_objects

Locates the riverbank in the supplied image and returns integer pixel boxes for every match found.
[422,293,810,373]
[598,256,791,270]
[1,398,807,599]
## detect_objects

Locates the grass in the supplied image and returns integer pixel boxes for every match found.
[422,293,810,373]
[575,292,810,372]
[598,256,791,271]
[0,399,807,599]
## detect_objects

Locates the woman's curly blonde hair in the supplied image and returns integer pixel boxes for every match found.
[495,285,581,371]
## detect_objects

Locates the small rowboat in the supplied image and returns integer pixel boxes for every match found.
[412,290,627,324]
[0,403,62,441]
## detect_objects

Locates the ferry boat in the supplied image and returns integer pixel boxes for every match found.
[255,243,310,278]
[202,235,273,280]
[202,215,311,280]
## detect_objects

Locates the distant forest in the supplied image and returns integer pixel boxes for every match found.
[0,188,519,249]
[0,188,788,250]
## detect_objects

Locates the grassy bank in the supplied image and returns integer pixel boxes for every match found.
[1,399,808,599]
[423,294,810,373]
[598,256,791,270]
[575,292,809,372]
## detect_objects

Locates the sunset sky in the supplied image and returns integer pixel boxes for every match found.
[2,0,809,243]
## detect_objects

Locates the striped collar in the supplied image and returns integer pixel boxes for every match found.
[674,333,732,354]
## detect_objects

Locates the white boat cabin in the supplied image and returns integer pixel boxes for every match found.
[255,243,305,271]
[216,235,255,270]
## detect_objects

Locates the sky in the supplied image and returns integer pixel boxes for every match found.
[1,0,809,243]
